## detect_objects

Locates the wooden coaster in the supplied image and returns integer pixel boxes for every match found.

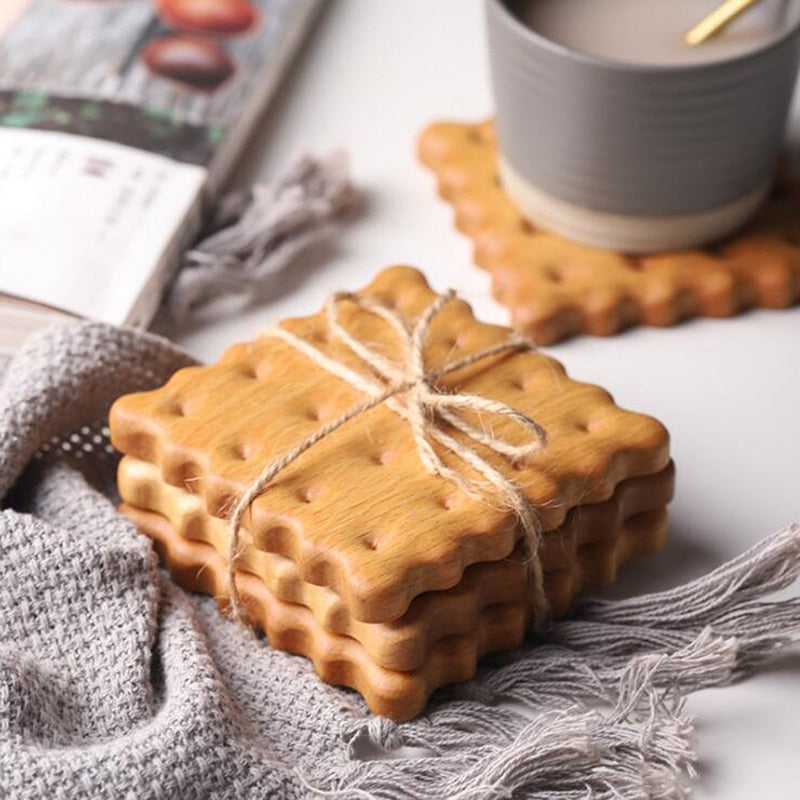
[123,502,526,720]
[419,121,800,345]
[110,266,671,625]
[118,456,674,671]
[122,492,670,719]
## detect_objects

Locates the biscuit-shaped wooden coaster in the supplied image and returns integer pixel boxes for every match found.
[418,121,800,345]
[122,499,669,719]
[118,456,674,670]
[110,266,670,624]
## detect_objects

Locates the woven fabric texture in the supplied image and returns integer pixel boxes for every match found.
[1,321,798,800]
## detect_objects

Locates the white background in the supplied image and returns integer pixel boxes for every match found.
[165,2,800,797]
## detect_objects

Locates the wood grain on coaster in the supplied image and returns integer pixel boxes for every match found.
[123,502,524,720]
[418,121,800,345]
[119,456,674,671]
[122,481,670,718]
[110,266,670,624]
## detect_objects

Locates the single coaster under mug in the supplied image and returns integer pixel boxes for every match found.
[419,120,800,345]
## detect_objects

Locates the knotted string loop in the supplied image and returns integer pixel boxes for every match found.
[226,289,550,627]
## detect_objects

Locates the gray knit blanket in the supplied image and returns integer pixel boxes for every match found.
[1,321,799,799]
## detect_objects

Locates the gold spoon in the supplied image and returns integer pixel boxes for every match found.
[685,0,763,45]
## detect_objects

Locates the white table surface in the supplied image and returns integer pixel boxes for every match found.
[166,2,800,797]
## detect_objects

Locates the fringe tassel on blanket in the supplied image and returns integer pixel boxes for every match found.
[306,524,800,800]
[168,152,359,322]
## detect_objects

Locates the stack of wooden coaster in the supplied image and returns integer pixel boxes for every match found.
[110,266,674,720]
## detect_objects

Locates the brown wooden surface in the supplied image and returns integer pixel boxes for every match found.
[110,266,670,623]
[122,493,670,719]
[119,456,674,671]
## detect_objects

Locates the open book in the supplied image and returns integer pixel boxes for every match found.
[0,0,321,356]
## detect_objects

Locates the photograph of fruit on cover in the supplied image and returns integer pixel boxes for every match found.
[0,0,317,164]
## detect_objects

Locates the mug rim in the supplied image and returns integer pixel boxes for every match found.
[488,0,800,74]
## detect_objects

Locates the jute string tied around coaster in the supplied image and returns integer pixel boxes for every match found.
[226,288,551,627]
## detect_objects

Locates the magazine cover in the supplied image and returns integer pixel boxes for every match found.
[0,0,320,349]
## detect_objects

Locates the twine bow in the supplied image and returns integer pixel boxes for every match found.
[226,289,550,626]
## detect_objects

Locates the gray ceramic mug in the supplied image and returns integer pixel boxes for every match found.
[486,0,800,252]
